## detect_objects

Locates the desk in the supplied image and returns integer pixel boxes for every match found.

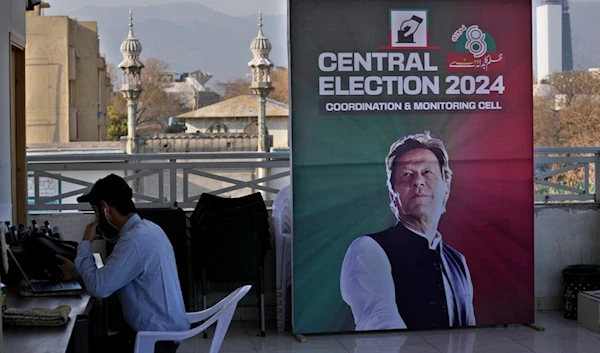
[2,253,106,353]
[3,289,92,353]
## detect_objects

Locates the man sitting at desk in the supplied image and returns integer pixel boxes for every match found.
[56,174,189,353]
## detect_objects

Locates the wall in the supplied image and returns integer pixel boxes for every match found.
[98,55,111,141]
[534,203,600,310]
[185,116,289,148]
[25,15,70,144]
[27,212,106,255]
[135,134,261,152]
[25,14,109,144]
[267,118,289,149]
[75,21,105,142]
[10,0,26,41]
[186,117,252,134]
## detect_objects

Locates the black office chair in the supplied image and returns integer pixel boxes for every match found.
[190,192,265,229]
[190,193,271,337]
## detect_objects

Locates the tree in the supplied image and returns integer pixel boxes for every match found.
[105,57,186,139]
[546,70,600,107]
[554,94,600,146]
[534,70,600,190]
[106,104,128,141]
[106,62,119,88]
[535,71,600,147]
[269,67,289,104]
[135,58,184,128]
[215,66,290,104]
[534,96,562,147]
[215,77,252,101]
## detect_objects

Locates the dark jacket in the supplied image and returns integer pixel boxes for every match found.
[368,223,474,329]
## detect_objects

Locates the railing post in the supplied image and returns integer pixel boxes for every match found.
[34,172,39,206]
[251,170,256,195]
[170,159,177,206]
[595,152,600,202]
[182,170,188,204]
[256,153,267,200]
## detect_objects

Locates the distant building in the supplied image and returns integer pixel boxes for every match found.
[536,1,573,82]
[533,83,557,98]
[178,94,289,149]
[542,0,573,72]
[25,9,113,144]
[162,70,220,110]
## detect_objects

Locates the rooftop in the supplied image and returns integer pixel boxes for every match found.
[178,95,289,119]
[26,141,122,153]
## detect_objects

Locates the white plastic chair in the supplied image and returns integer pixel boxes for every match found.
[272,185,292,331]
[134,285,251,353]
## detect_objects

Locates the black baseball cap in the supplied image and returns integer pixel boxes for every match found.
[77,174,133,204]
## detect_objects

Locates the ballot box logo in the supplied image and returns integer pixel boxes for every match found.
[390,9,428,48]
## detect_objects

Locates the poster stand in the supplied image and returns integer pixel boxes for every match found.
[289,0,534,335]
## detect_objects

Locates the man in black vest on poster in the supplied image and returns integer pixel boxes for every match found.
[340,131,476,331]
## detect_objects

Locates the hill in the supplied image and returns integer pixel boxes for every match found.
[569,2,600,69]
[67,1,600,87]
[67,2,287,85]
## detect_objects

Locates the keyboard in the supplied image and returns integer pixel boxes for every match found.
[30,280,82,293]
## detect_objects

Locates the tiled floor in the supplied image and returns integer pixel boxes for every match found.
[177,311,600,353]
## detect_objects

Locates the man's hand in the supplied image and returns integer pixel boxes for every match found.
[83,220,99,243]
[55,254,75,281]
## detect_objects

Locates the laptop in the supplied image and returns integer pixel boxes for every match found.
[7,247,82,293]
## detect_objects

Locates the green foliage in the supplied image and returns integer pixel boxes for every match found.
[106,105,128,141]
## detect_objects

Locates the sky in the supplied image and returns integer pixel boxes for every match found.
[45,0,287,17]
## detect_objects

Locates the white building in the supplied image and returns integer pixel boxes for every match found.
[162,70,220,110]
[536,3,562,82]
[178,95,290,149]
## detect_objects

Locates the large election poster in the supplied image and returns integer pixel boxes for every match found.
[289,0,534,334]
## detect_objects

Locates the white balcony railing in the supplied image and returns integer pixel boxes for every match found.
[25,147,600,212]
[534,147,600,203]
[27,152,290,212]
